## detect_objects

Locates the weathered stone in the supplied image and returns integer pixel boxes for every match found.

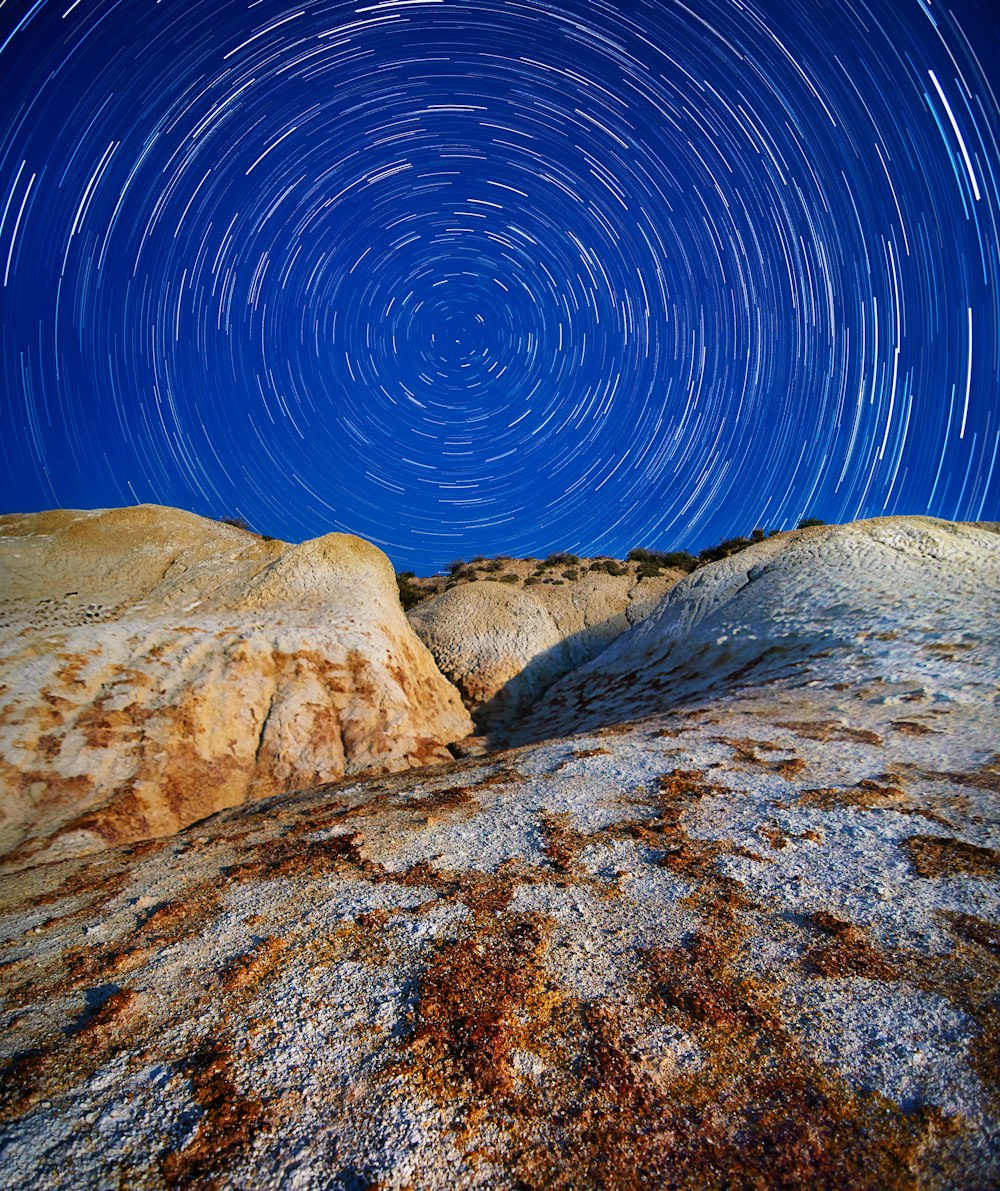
[525,516,1000,744]
[409,563,679,733]
[0,505,472,870]
[0,513,996,1188]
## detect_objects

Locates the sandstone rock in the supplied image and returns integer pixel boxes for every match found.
[0,505,472,871]
[525,517,1000,744]
[0,673,996,1187]
[408,564,679,733]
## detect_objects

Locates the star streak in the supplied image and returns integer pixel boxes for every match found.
[0,0,998,571]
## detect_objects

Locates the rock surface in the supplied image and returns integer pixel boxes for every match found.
[525,517,1000,744]
[0,679,996,1188]
[408,561,679,732]
[0,506,472,871]
[1,513,996,1188]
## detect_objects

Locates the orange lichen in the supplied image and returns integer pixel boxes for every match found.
[902,835,1000,880]
[160,1040,267,1187]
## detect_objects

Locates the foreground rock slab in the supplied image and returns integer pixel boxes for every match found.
[1,680,996,1188]
[0,506,472,870]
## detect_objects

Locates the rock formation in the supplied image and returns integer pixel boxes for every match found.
[0,513,996,1187]
[0,505,472,871]
[408,561,679,733]
[525,516,1000,743]
[0,674,996,1187]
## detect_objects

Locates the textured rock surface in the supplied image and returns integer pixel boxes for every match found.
[409,564,679,732]
[0,506,472,871]
[1,513,996,1188]
[526,517,1000,744]
[0,680,996,1188]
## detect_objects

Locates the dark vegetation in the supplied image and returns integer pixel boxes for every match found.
[397,520,828,605]
[217,515,253,532]
[396,572,422,611]
[214,515,278,542]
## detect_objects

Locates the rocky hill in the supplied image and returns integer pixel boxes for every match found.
[0,511,996,1187]
[407,555,680,735]
[524,517,1000,744]
[0,506,471,871]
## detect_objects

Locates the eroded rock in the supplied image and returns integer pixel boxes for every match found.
[409,562,679,733]
[0,680,996,1188]
[526,517,1000,743]
[0,505,472,870]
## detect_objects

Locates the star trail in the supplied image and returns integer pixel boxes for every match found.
[1,0,998,571]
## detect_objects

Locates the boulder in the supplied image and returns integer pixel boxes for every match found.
[0,505,472,870]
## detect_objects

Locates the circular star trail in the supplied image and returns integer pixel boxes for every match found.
[1,0,998,571]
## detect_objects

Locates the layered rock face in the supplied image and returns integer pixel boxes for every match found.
[0,506,472,870]
[526,517,1000,743]
[408,564,679,733]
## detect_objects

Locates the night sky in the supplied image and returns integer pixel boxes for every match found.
[1,0,998,573]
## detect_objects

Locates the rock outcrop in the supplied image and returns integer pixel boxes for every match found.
[0,505,472,871]
[525,517,1000,744]
[1,674,997,1187]
[408,563,679,733]
[1,512,996,1188]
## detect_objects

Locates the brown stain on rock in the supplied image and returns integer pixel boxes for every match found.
[776,720,883,746]
[805,911,899,980]
[160,1040,267,1188]
[891,720,936,737]
[411,911,556,1096]
[902,835,1000,880]
[399,877,948,1189]
[798,779,955,827]
[221,936,288,992]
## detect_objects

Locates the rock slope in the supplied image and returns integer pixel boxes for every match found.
[0,678,996,1188]
[525,517,1000,744]
[0,506,472,871]
[408,560,679,732]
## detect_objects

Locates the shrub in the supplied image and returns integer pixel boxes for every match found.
[499,573,518,584]
[660,551,698,572]
[218,515,252,533]
[562,569,579,580]
[545,552,579,567]
[797,517,826,529]
[698,536,754,564]
[396,572,422,610]
[589,559,629,576]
